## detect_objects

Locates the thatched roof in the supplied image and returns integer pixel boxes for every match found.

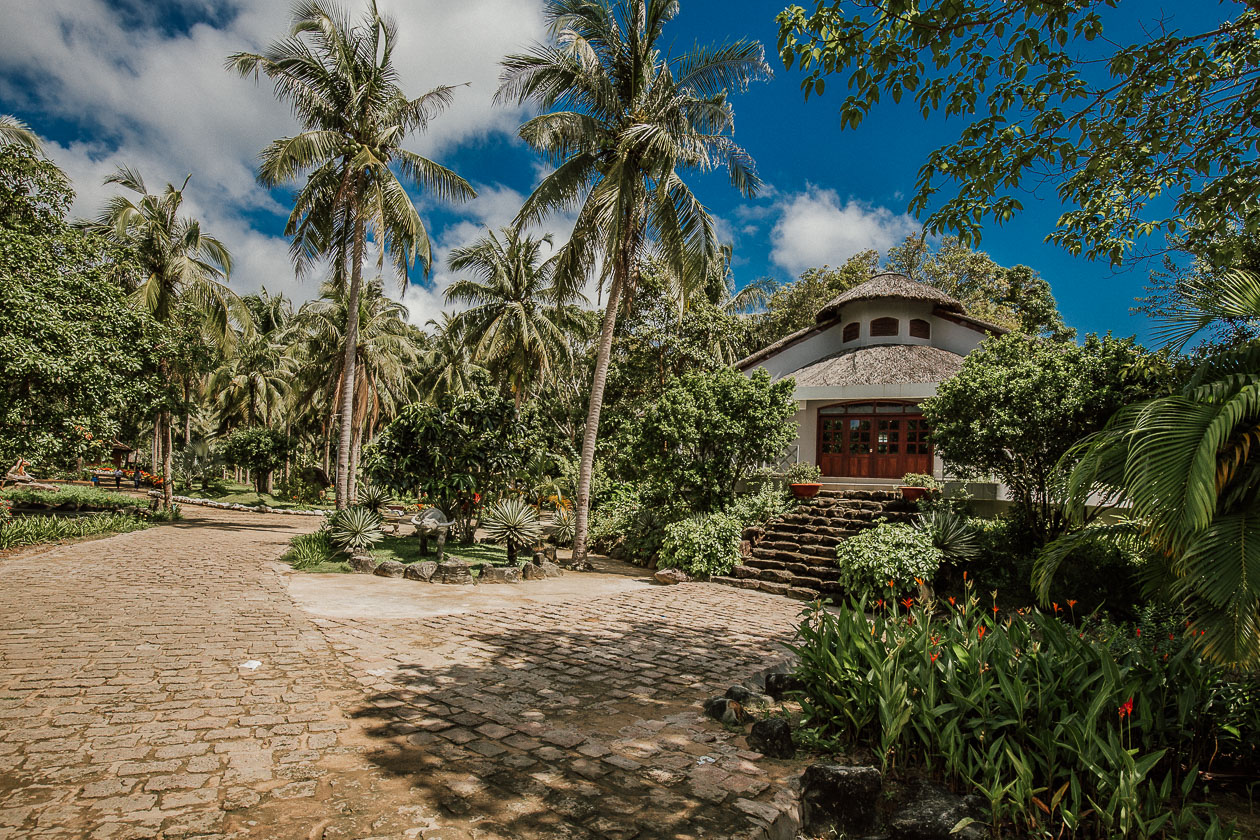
[735,321,826,370]
[816,273,963,323]
[786,344,965,388]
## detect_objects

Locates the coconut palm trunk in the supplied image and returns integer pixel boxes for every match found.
[572,270,624,561]
[162,410,174,509]
[335,213,365,509]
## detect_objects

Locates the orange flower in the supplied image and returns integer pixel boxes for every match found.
[1053,603,1061,614]
[992,605,999,616]
[888,579,896,589]
[977,626,987,641]
[1067,599,1078,608]
[914,577,925,586]
[901,597,914,610]
[930,652,940,663]
[948,596,957,607]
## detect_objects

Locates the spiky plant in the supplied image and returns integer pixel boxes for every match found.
[914,507,979,563]
[356,483,393,516]
[482,497,543,565]
[329,506,383,555]
[551,506,576,547]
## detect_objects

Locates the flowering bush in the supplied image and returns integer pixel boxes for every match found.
[789,580,1249,839]
[834,522,943,597]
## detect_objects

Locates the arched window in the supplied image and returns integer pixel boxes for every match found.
[909,318,931,339]
[870,317,899,337]
[842,322,860,342]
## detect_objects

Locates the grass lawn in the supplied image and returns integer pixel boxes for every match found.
[370,534,511,567]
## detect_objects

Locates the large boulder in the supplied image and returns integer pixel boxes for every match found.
[480,566,521,584]
[889,781,987,840]
[348,554,377,574]
[373,560,406,578]
[725,685,774,709]
[800,764,882,836]
[747,718,795,759]
[521,562,547,581]
[404,561,438,582]
[540,561,563,578]
[653,568,689,585]
[438,560,472,585]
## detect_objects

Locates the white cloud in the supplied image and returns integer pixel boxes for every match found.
[0,0,547,301]
[769,186,919,276]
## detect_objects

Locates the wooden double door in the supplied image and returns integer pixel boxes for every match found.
[817,401,933,479]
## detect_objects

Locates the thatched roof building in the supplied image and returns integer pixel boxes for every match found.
[737,273,1005,481]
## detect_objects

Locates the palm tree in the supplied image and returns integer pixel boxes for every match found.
[207,290,294,432]
[498,0,769,558]
[447,225,587,407]
[85,167,235,510]
[288,279,422,500]
[228,0,475,508]
[418,313,483,402]
[0,115,41,151]
[1038,269,1260,666]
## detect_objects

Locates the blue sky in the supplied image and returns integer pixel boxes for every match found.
[0,0,1217,341]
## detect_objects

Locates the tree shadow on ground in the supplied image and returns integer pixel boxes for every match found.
[342,593,802,840]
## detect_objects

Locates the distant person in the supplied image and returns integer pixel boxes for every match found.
[113,469,122,489]
[133,470,142,489]
[91,473,100,487]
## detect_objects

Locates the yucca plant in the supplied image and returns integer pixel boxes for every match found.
[328,507,383,555]
[914,507,979,563]
[550,506,576,547]
[356,483,393,516]
[482,497,542,565]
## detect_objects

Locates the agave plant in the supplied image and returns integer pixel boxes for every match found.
[914,507,979,563]
[550,506,576,547]
[356,483,394,516]
[329,507,383,555]
[482,497,542,565]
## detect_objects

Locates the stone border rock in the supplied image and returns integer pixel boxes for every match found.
[147,491,329,516]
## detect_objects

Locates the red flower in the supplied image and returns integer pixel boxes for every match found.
[876,599,886,610]
[1118,697,1134,720]
[1135,628,1142,638]
[977,626,987,641]
[901,597,915,610]
[930,652,940,663]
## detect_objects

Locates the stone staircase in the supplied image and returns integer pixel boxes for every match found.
[713,489,916,600]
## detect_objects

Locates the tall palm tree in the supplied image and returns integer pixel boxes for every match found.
[288,279,422,499]
[228,0,475,508]
[0,115,41,151]
[447,225,587,407]
[498,0,770,558]
[207,290,294,432]
[1038,269,1260,666]
[85,167,235,510]
[418,313,483,402]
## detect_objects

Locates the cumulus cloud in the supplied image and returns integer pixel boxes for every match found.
[0,0,547,301]
[769,186,919,276]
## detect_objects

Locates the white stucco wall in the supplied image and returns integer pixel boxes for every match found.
[746,297,994,479]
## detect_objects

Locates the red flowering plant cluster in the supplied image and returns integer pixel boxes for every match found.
[788,577,1250,839]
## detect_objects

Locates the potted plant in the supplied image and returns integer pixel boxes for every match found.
[899,472,941,502]
[785,462,824,498]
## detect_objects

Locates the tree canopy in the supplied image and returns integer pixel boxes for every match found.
[777,1,1260,265]
[0,147,163,471]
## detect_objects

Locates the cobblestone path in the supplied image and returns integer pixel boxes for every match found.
[0,507,805,839]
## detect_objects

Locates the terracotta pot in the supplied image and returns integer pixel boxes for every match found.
[790,482,822,499]
[900,486,928,502]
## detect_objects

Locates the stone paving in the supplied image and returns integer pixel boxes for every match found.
[0,506,807,839]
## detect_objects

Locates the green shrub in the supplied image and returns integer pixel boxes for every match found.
[658,512,742,578]
[0,512,148,549]
[728,482,790,527]
[286,530,336,570]
[834,522,943,597]
[789,582,1245,839]
[0,485,138,512]
[588,481,688,562]
[914,507,978,563]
